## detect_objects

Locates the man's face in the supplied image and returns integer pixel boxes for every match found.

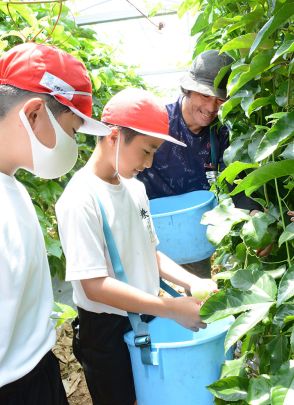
[183,91,225,132]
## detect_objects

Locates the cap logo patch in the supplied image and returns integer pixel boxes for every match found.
[40,71,75,100]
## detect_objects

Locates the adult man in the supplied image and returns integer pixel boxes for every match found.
[138,50,260,278]
[0,42,110,404]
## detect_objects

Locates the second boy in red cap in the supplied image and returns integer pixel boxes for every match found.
[56,87,216,405]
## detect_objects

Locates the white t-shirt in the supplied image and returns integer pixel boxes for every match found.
[0,173,56,387]
[56,166,160,316]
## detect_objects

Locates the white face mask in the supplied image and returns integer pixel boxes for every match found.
[19,105,78,179]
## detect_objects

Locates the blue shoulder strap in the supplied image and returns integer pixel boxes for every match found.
[96,197,180,365]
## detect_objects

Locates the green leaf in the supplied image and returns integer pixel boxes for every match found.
[279,223,294,247]
[241,212,276,250]
[200,289,274,323]
[266,266,287,279]
[267,335,290,373]
[281,142,294,159]
[44,235,63,259]
[291,327,294,352]
[273,304,294,327]
[51,302,77,328]
[231,268,277,301]
[218,161,259,185]
[272,40,294,63]
[247,375,271,405]
[271,360,294,404]
[230,160,294,197]
[228,51,273,96]
[223,135,251,165]
[277,265,294,306]
[207,376,249,401]
[224,303,273,352]
[201,198,250,244]
[190,11,208,35]
[214,271,235,280]
[250,3,294,56]
[220,33,257,52]
[218,96,242,121]
[247,96,276,117]
[220,355,247,378]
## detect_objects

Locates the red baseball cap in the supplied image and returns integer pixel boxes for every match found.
[0,42,110,136]
[101,88,186,147]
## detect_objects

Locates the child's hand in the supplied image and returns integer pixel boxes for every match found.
[168,296,207,332]
[189,278,218,302]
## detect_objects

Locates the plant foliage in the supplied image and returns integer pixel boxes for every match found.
[179,0,294,402]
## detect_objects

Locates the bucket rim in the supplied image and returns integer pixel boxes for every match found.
[124,316,234,349]
[150,191,216,219]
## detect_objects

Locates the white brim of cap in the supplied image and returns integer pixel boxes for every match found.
[70,106,111,136]
[129,127,186,147]
[180,73,227,100]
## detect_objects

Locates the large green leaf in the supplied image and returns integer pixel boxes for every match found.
[271,360,294,404]
[247,96,276,117]
[255,112,294,161]
[267,335,290,373]
[250,3,294,56]
[291,327,294,352]
[228,51,273,96]
[218,161,258,185]
[231,268,277,301]
[277,265,294,306]
[230,160,294,197]
[273,304,294,327]
[218,96,241,121]
[278,223,294,247]
[200,289,274,323]
[223,135,252,165]
[220,355,247,378]
[241,212,277,250]
[207,376,249,401]
[224,303,274,352]
[247,375,271,405]
[220,33,256,52]
[271,40,294,63]
[201,198,250,244]
[221,33,274,53]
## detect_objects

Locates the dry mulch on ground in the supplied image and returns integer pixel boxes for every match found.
[53,322,92,405]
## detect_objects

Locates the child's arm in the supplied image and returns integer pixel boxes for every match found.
[156,251,217,294]
[81,276,206,332]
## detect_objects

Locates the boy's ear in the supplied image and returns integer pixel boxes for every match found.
[21,98,47,131]
[107,126,120,146]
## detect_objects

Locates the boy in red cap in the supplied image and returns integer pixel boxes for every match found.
[56,87,216,405]
[0,42,110,404]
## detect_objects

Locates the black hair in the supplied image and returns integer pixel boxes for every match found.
[180,86,191,97]
[0,85,70,119]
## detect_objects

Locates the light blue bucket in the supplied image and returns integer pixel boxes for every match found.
[150,190,217,264]
[124,316,234,405]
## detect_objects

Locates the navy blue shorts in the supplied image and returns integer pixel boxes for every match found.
[72,307,136,405]
[0,351,68,405]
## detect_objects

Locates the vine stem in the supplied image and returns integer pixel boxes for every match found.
[274,176,291,267]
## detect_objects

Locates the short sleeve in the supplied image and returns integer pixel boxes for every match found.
[56,191,108,281]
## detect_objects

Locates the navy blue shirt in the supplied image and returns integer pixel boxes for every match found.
[138,97,229,200]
